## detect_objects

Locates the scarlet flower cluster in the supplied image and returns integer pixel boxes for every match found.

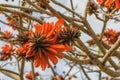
[16,19,71,70]
[1,44,13,60]
[97,0,120,9]
[103,28,118,44]
[0,18,80,70]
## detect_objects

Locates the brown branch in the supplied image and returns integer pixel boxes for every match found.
[25,0,53,16]
[31,61,35,80]
[63,53,91,65]
[20,59,25,80]
[100,17,108,40]
[70,0,75,17]
[83,19,118,70]
[0,4,39,12]
[102,41,120,59]
[74,39,120,77]
[0,6,43,24]
[80,65,91,80]
[102,38,120,64]
[0,67,20,80]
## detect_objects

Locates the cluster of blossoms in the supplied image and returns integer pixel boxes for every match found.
[97,0,120,9]
[87,0,120,16]
[0,44,14,60]
[16,19,70,70]
[102,28,119,44]
[0,19,80,70]
[87,28,119,46]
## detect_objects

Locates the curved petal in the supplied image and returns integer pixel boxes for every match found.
[65,44,72,51]
[47,24,56,37]
[104,0,113,7]
[50,44,65,53]
[55,18,64,29]
[48,47,58,55]
[50,52,63,59]
[115,0,120,9]
[43,22,48,34]
[41,57,47,70]
[46,22,53,35]
[35,55,41,67]
[34,24,42,33]
[46,53,58,65]
[40,23,45,34]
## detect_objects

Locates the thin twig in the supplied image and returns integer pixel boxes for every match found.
[0,6,43,24]
[31,61,35,80]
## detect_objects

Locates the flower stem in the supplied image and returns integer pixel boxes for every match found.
[31,61,35,80]
[20,58,25,80]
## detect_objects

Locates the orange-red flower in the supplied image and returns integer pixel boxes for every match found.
[107,28,116,38]
[1,44,13,60]
[25,71,32,80]
[97,0,120,9]
[16,19,70,70]
[4,30,12,37]
[25,71,39,80]
[2,44,13,53]
[103,28,118,44]
[16,45,27,55]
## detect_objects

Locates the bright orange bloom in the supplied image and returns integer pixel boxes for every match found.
[25,71,32,80]
[107,28,117,40]
[2,44,13,53]
[16,46,27,55]
[4,30,12,37]
[104,0,113,7]
[29,19,65,70]
[97,0,120,9]
[103,28,117,44]
[115,0,120,9]
[1,44,13,60]
[17,19,70,70]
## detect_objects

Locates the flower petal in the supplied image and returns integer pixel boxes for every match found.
[104,0,113,7]
[65,44,72,51]
[115,0,120,9]
[46,53,58,65]
[50,44,65,53]
[48,47,58,54]
[55,18,64,29]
